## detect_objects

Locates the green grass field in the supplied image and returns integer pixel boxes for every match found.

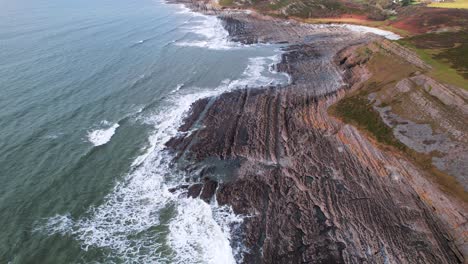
[331,92,407,150]
[428,0,468,9]
[218,0,234,6]
[330,44,468,201]
[397,32,468,90]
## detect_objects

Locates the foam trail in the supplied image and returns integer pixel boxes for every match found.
[87,121,119,146]
[230,53,288,88]
[171,83,184,93]
[44,90,226,262]
[40,42,290,263]
[269,53,292,85]
[168,198,242,264]
[174,8,240,50]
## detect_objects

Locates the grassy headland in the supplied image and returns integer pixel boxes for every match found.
[217,0,468,199]
[329,43,467,201]
[397,31,468,88]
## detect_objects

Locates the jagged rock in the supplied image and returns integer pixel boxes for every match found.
[187,184,203,198]
[185,178,219,203]
[336,40,468,190]
[172,85,462,263]
[166,1,467,263]
[168,184,190,193]
[199,178,218,203]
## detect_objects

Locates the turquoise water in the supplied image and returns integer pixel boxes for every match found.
[0,0,288,262]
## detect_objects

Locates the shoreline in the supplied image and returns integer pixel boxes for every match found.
[165,1,467,263]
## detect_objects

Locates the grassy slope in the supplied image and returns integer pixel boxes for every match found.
[331,91,406,150]
[219,0,395,19]
[397,31,468,89]
[217,0,468,90]
[428,0,468,9]
[329,48,416,153]
[329,44,467,201]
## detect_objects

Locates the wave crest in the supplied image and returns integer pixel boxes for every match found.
[87,121,119,146]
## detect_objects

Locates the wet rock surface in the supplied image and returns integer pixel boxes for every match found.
[166,1,467,263]
[171,87,463,263]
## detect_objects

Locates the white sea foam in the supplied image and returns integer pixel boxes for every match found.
[229,54,288,88]
[44,132,64,140]
[169,198,243,264]
[175,11,239,50]
[40,52,288,262]
[44,90,220,262]
[174,4,193,15]
[39,3,292,257]
[245,57,274,85]
[171,83,184,93]
[268,53,292,85]
[43,3,398,261]
[42,214,74,235]
[43,92,233,263]
[87,121,119,146]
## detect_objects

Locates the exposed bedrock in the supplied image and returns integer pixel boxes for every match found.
[169,84,463,263]
[166,45,466,263]
[165,1,467,263]
[336,39,468,191]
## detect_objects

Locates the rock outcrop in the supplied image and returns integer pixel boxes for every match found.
[337,39,468,192]
[166,1,467,263]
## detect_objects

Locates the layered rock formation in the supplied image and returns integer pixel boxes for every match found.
[337,39,468,191]
[166,2,467,263]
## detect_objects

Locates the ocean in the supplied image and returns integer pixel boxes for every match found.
[0,0,289,262]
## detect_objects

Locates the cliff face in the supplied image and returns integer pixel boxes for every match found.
[165,3,467,263]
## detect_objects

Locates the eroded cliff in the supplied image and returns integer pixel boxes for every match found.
[165,2,467,263]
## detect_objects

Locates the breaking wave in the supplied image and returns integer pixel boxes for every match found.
[87,120,120,146]
[40,50,289,263]
[174,6,240,50]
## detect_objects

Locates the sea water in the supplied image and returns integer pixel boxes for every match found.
[0,0,288,262]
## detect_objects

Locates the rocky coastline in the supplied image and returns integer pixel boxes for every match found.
[166,1,467,263]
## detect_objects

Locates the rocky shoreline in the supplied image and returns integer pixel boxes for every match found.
[166,1,466,263]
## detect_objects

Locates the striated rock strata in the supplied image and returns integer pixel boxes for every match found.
[166,2,467,263]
